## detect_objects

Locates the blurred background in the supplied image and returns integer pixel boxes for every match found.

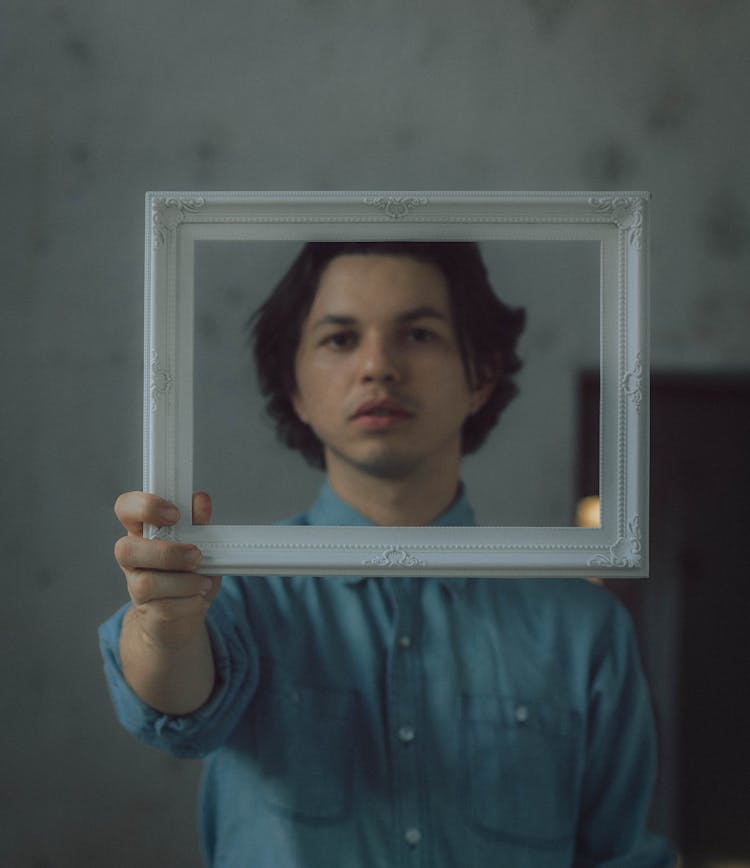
[2,1,749,866]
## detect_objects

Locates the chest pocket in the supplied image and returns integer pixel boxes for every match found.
[461,694,582,847]
[255,679,357,822]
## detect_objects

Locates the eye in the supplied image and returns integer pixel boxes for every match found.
[322,330,358,350]
[406,326,435,343]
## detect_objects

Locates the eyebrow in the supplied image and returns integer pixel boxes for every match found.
[310,306,449,332]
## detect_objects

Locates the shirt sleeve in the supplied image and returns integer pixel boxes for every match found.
[98,587,260,758]
[573,595,675,867]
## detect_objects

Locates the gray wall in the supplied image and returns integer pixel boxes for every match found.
[2,2,749,865]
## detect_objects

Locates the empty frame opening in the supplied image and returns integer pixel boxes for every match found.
[193,239,601,527]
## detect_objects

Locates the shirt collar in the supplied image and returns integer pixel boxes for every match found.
[305,481,475,590]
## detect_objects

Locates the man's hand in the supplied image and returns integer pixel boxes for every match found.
[114,491,220,650]
[114,491,220,713]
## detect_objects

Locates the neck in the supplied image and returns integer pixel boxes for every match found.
[326,458,462,527]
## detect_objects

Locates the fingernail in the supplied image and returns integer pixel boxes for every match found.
[185,547,203,568]
[161,506,180,523]
[200,578,213,593]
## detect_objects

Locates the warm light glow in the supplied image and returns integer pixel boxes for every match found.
[576,495,602,586]
[576,495,601,529]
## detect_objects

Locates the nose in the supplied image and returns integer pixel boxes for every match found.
[359,333,401,383]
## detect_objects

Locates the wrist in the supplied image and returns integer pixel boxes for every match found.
[127,602,209,655]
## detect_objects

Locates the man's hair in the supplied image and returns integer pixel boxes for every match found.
[249,241,526,469]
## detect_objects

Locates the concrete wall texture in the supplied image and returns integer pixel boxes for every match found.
[2,1,749,865]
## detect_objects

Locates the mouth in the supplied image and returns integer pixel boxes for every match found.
[351,398,413,429]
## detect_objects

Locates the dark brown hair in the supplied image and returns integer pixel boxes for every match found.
[249,241,526,468]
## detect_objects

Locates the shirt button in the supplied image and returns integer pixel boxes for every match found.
[398,725,415,743]
[404,827,422,846]
[398,634,412,648]
[515,704,529,723]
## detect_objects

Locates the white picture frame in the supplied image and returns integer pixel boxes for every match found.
[144,190,649,578]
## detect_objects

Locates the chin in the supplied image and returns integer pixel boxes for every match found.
[333,447,421,481]
[362,460,417,480]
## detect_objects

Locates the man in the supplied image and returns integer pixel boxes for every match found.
[100,242,674,867]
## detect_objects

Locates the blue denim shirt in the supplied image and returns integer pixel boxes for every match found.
[99,483,674,867]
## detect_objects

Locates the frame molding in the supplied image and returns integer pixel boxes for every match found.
[144,190,650,578]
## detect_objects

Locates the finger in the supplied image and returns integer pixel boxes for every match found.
[192,491,213,526]
[126,569,215,606]
[190,494,219,583]
[115,491,180,537]
[115,535,202,573]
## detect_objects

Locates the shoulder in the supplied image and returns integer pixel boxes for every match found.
[471,578,635,651]
[491,577,622,616]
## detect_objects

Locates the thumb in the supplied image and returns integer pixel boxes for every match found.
[193,492,220,592]
[192,491,213,526]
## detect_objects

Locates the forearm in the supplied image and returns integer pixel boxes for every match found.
[120,606,216,715]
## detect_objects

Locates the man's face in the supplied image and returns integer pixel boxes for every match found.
[292,254,493,482]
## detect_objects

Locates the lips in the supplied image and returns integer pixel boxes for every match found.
[351,397,413,429]
[352,398,412,419]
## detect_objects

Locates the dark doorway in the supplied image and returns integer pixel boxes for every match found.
[578,372,750,866]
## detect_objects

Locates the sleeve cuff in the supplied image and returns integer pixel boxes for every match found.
[98,593,259,758]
